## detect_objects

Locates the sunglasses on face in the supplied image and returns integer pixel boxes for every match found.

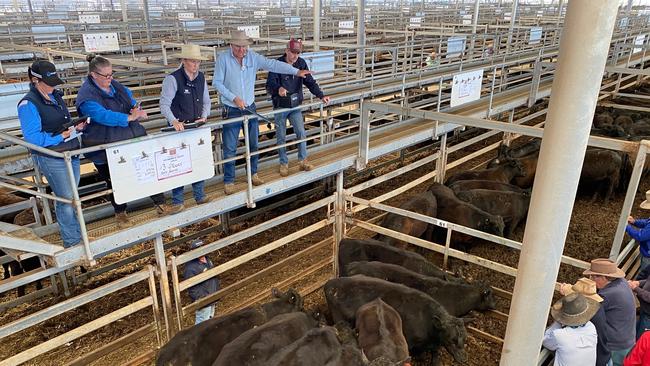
[93,71,114,79]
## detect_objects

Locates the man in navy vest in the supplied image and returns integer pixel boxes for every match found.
[160,44,213,213]
[266,38,330,177]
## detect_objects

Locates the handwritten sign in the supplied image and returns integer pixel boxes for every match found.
[410,17,422,28]
[155,146,192,180]
[79,14,100,23]
[82,32,120,52]
[178,12,194,20]
[254,10,267,19]
[451,69,484,108]
[238,25,260,39]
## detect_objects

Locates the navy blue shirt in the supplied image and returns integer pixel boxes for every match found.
[598,278,636,351]
[183,257,220,302]
[266,55,324,109]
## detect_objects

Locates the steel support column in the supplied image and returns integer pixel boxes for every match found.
[313,0,321,51]
[154,235,173,340]
[142,0,152,42]
[470,0,480,52]
[507,0,518,53]
[500,1,618,364]
[357,0,366,77]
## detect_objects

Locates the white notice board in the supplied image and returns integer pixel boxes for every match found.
[302,50,335,80]
[178,12,194,20]
[254,10,267,19]
[79,14,100,23]
[238,25,260,39]
[107,128,215,204]
[462,14,472,25]
[446,36,466,58]
[285,16,301,29]
[409,17,422,28]
[634,34,646,53]
[529,27,543,45]
[450,69,483,108]
[82,33,120,53]
[338,20,354,35]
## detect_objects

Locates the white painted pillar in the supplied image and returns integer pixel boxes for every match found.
[470,0,480,52]
[120,0,128,22]
[357,0,366,76]
[314,0,320,51]
[500,1,619,364]
[507,0,518,52]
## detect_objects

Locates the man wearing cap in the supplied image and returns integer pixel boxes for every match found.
[266,38,330,177]
[213,30,313,195]
[183,239,220,324]
[584,258,636,366]
[17,60,88,248]
[626,191,650,274]
[160,44,213,213]
[560,278,610,366]
[542,293,599,366]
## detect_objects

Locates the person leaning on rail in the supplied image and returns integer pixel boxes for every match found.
[265,38,330,177]
[17,60,88,248]
[76,54,176,229]
[626,190,650,275]
[159,44,213,213]
[183,239,220,324]
[212,30,313,195]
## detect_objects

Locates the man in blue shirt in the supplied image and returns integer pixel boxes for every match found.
[212,30,312,195]
[627,190,650,275]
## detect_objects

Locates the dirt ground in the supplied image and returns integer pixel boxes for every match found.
[0,111,646,366]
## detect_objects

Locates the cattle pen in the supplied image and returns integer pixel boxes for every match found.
[1,1,650,365]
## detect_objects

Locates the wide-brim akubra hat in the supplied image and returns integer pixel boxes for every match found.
[563,277,604,303]
[551,293,600,326]
[582,258,626,278]
[175,44,208,61]
[641,190,650,209]
[228,30,253,46]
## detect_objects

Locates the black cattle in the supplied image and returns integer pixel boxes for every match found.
[338,238,462,282]
[266,327,366,366]
[0,251,43,297]
[156,288,303,366]
[627,122,650,137]
[593,112,614,128]
[346,261,496,316]
[614,115,634,131]
[376,192,437,250]
[449,179,527,194]
[456,189,531,237]
[324,275,470,362]
[487,149,539,189]
[492,140,541,163]
[591,124,628,138]
[356,298,410,364]
[428,183,505,246]
[213,312,316,366]
[445,159,524,185]
[580,149,623,203]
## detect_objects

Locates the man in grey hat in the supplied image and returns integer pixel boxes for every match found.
[543,293,599,366]
[213,30,313,195]
[183,239,220,324]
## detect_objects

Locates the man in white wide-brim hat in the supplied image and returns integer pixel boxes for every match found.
[543,293,599,366]
[627,190,650,274]
[212,30,313,195]
[159,43,213,213]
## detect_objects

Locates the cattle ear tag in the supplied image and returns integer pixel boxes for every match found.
[198,138,205,145]
[118,156,126,164]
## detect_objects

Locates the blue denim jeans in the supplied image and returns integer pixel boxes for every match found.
[274,108,307,165]
[610,346,633,366]
[33,154,81,248]
[171,181,205,205]
[195,304,215,324]
[638,311,650,339]
[221,104,259,184]
[638,255,650,278]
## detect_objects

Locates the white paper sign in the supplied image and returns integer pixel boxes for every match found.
[536,10,543,17]
[409,17,422,27]
[504,12,512,21]
[155,146,193,180]
[451,69,484,108]
[620,17,629,28]
[634,34,646,53]
[254,10,267,19]
[285,16,301,28]
[178,12,194,20]
[79,14,100,24]
[338,20,354,35]
[446,36,466,58]
[462,14,472,25]
[302,50,335,80]
[529,27,543,45]
[82,32,120,53]
[237,25,260,39]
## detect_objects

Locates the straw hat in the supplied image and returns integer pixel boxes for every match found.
[641,190,650,210]
[551,293,601,327]
[175,44,208,61]
[583,258,626,279]
[563,278,603,302]
[228,30,253,47]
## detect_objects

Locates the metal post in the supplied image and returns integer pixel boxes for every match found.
[500,1,618,364]
[611,142,649,260]
[142,0,152,42]
[295,0,300,16]
[435,133,448,183]
[154,234,173,340]
[313,0,320,51]
[169,256,183,330]
[32,165,53,225]
[470,0,479,52]
[507,0,518,53]
[357,0,366,77]
[356,99,370,170]
[120,0,128,22]
[63,152,94,266]
[147,265,163,346]
[242,116,256,208]
[333,171,344,277]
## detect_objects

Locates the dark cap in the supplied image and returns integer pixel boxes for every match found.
[190,239,204,249]
[287,38,303,53]
[29,60,64,87]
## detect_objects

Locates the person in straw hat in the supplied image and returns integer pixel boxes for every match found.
[542,293,599,366]
[159,43,213,213]
[559,278,610,366]
[626,190,650,274]
[584,258,636,366]
[212,30,313,195]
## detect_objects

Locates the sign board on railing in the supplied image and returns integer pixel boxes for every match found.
[529,27,543,45]
[365,14,371,22]
[536,10,543,17]
[285,16,301,29]
[450,69,484,108]
[634,34,647,53]
[107,128,215,204]
[620,17,629,28]
[462,14,472,25]
[409,17,422,28]
[504,12,512,21]
[79,14,100,24]
[446,36,466,58]
[32,25,66,43]
[182,19,205,32]
[82,33,120,52]
[178,12,194,20]
[338,20,354,35]
[302,50,335,80]
[238,25,260,39]
[254,10,267,19]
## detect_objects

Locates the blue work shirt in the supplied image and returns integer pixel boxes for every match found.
[627,218,650,258]
[212,48,299,108]
[18,98,64,148]
[77,83,137,127]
